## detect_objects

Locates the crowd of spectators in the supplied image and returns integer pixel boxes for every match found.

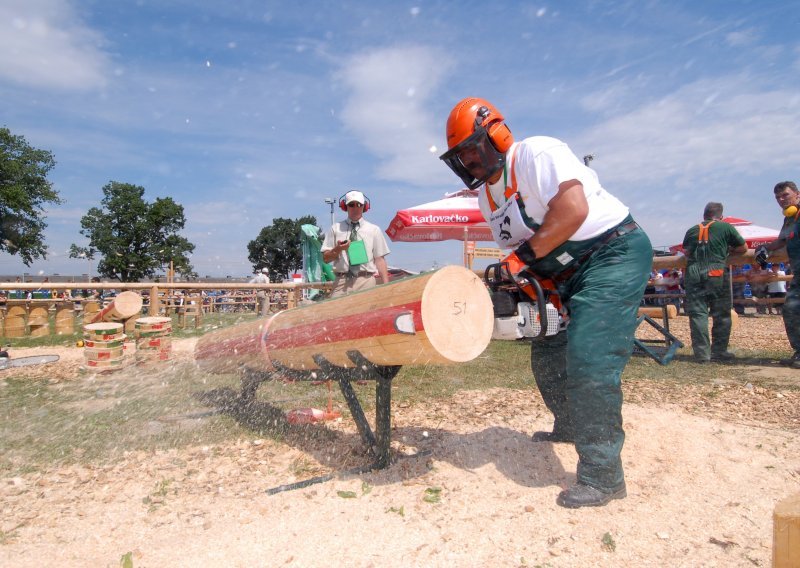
[644,269,684,311]
[642,262,792,316]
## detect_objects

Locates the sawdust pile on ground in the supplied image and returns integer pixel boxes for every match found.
[636,309,793,354]
[1,316,799,567]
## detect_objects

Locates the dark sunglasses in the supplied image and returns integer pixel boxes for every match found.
[347,202,363,208]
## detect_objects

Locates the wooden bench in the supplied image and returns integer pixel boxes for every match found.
[178,296,203,329]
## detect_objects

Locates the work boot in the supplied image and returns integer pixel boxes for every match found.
[556,483,627,509]
[710,351,736,362]
[531,430,574,443]
[781,352,800,367]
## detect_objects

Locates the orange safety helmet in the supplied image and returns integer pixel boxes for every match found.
[439,97,514,189]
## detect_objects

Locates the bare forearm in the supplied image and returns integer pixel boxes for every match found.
[528,181,588,257]
[323,241,349,263]
[766,239,786,252]
[375,256,389,284]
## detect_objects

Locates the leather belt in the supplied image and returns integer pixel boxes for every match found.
[551,220,640,284]
[335,271,374,279]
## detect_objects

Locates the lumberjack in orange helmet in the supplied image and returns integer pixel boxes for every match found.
[439,97,514,189]
[439,96,655,510]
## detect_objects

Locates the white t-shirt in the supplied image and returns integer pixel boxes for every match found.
[480,137,629,244]
[767,270,787,293]
[321,217,390,274]
[249,273,269,284]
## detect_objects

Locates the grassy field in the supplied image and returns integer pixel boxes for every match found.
[0,314,796,477]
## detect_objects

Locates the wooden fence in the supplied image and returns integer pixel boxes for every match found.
[0,281,332,339]
[0,249,793,337]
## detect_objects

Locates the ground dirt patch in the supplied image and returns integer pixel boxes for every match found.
[1,315,798,567]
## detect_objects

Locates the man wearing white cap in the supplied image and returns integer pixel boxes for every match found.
[322,190,390,297]
[248,268,271,315]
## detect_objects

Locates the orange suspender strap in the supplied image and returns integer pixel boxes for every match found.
[697,220,715,243]
[485,147,519,212]
[507,148,519,199]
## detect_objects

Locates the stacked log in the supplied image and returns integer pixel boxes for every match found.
[134,316,173,364]
[27,306,49,337]
[83,322,126,371]
[87,291,143,324]
[4,305,27,338]
[54,303,75,335]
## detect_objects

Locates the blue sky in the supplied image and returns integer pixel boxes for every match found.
[2,0,799,278]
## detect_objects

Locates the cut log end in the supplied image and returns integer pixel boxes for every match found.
[89,291,144,323]
[421,265,494,363]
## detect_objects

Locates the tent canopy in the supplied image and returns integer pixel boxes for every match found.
[385,189,493,243]
[668,216,779,254]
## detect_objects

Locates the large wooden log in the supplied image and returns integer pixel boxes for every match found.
[774,492,800,567]
[638,305,677,319]
[194,265,494,374]
[88,291,143,324]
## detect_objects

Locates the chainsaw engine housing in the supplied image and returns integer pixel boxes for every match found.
[517,301,561,337]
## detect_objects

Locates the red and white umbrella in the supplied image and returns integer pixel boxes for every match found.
[385,189,493,242]
[668,216,779,254]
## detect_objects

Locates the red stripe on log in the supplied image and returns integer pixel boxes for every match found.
[263,302,424,350]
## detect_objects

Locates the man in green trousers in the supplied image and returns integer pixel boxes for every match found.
[755,181,800,368]
[440,97,652,508]
[682,202,746,362]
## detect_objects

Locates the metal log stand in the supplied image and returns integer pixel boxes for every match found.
[248,350,401,468]
[633,310,684,365]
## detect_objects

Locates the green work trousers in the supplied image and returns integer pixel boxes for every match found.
[530,228,652,491]
[783,279,800,355]
[684,271,732,360]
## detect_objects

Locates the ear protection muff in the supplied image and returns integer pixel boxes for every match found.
[487,121,513,153]
[476,106,513,153]
[339,194,370,212]
[784,205,798,217]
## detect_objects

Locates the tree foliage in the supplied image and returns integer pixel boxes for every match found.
[70,181,196,282]
[247,215,317,282]
[0,127,61,265]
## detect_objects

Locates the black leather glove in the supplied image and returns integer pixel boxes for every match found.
[515,240,537,266]
[755,246,769,269]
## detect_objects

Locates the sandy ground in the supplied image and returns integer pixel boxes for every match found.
[1,315,799,567]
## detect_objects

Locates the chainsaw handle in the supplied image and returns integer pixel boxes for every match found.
[484,262,511,290]
[519,270,549,339]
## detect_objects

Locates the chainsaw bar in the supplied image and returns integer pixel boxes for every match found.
[0,355,60,370]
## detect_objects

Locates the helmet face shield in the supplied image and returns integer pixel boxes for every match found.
[439,123,506,189]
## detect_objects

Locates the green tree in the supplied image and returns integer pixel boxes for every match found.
[247,215,317,282]
[0,127,61,264]
[70,181,196,282]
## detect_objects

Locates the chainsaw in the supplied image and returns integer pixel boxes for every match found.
[484,261,566,339]
[0,348,60,371]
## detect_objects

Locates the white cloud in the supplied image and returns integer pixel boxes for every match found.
[581,75,800,189]
[338,45,455,187]
[725,29,758,47]
[0,0,108,90]
[576,74,800,247]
